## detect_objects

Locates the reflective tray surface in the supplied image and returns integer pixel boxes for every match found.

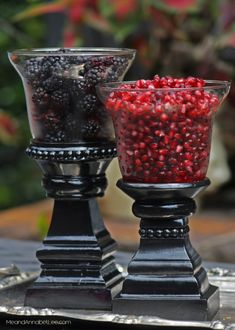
[0,239,234,329]
[0,266,235,329]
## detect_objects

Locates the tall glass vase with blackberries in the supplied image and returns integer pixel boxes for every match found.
[9,48,135,309]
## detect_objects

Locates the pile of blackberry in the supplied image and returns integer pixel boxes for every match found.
[24,49,130,143]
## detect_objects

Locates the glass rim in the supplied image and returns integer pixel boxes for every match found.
[8,47,136,57]
[98,80,231,92]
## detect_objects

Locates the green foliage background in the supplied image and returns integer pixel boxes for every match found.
[0,0,45,209]
[1,0,235,211]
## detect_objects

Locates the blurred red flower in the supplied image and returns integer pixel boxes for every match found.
[112,0,137,21]
[0,112,18,143]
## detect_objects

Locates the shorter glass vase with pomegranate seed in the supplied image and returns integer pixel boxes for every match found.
[98,76,230,183]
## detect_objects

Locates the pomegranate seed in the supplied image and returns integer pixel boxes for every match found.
[169,131,175,138]
[164,135,170,144]
[184,142,190,150]
[159,155,165,161]
[145,136,154,143]
[144,126,151,133]
[143,163,150,169]
[160,113,169,121]
[139,142,146,149]
[175,133,181,140]
[150,143,158,149]
[154,130,164,137]
[131,130,138,137]
[144,170,150,176]
[176,145,183,153]
[169,158,177,165]
[170,123,177,130]
[134,150,140,157]
[184,160,193,167]
[185,152,193,160]
[142,154,148,162]
[155,105,163,114]
[156,161,164,167]
[159,149,168,156]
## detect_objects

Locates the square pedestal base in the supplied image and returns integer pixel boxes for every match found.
[113,285,219,321]
[25,281,123,310]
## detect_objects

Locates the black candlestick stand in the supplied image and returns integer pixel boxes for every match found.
[24,141,122,310]
[113,179,219,321]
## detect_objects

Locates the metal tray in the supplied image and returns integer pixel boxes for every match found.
[0,266,235,329]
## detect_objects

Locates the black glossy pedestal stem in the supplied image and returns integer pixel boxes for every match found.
[24,141,122,310]
[113,179,219,321]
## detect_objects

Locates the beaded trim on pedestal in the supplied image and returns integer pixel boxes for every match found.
[139,226,189,239]
[26,144,117,162]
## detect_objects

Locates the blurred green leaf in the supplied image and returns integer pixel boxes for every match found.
[83,9,111,33]
[13,1,66,21]
[0,186,12,207]
[149,0,202,13]
[0,0,44,210]
[37,212,49,240]
[98,0,115,17]
[112,19,139,42]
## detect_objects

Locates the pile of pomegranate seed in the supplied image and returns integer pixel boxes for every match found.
[105,76,220,183]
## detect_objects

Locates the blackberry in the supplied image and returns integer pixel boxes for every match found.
[112,56,127,67]
[84,57,104,71]
[77,94,97,115]
[101,56,114,66]
[54,129,66,142]
[24,58,41,79]
[25,58,50,81]
[81,119,101,138]
[44,130,66,143]
[51,49,85,66]
[51,89,70,108]
[32,87,50,109]
[42,56,70,72]
[31,78,42,89]
[107,69,120,82]
[44,117,66,143]
[85,67,107,85]
[69,55,87,66]
[43,75,65,92]
[69,79,87,96]
[54,57,70,71]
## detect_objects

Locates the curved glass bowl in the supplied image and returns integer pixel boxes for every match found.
[98,80,230,183]
[8,48,136,144]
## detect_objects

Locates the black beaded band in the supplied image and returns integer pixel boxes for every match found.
[26,144,117,162]
[139,226,189,239]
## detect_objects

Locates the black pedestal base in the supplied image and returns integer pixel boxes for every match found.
[24,142,122,310]
[113,285,219,321]
[114,179,219,320]
[25,282,122,310]
[24,199,122,310]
